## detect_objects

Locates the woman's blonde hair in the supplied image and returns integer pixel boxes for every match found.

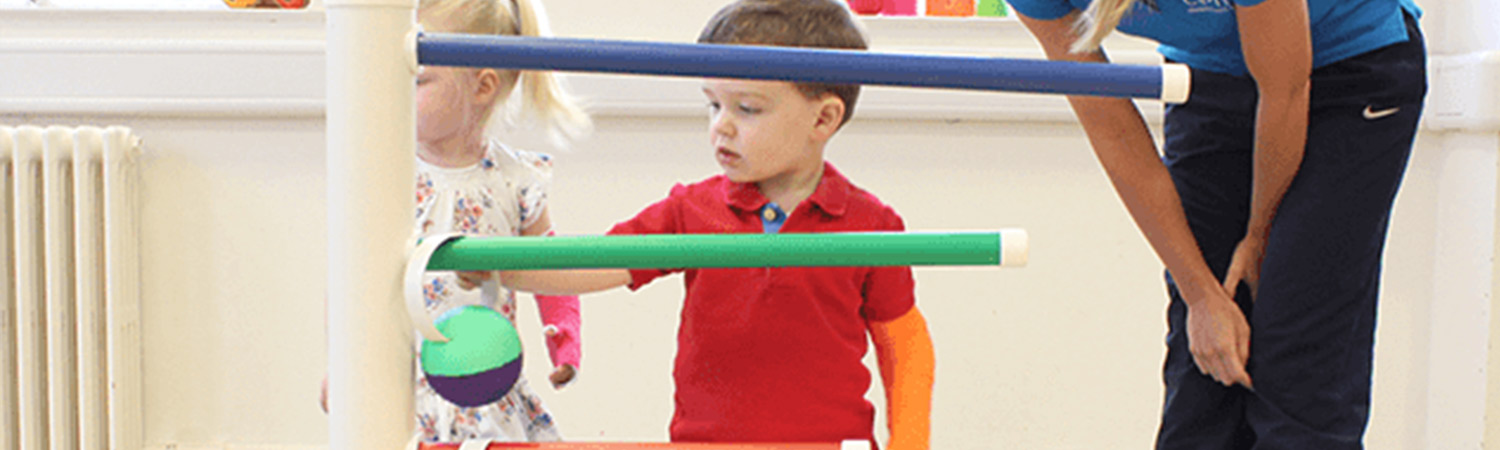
[420,0,591,146]
[1070,0,1136,54]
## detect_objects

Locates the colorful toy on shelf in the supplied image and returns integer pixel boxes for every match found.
[977,0,1008,17]
[847,0,916,16]
[885,0,917,15]
[926,0,973,16]
[223,0,308,8]
[846,0,883,15]
[850,0,1002,18]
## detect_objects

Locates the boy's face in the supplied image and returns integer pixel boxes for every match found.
[702,79,837,185]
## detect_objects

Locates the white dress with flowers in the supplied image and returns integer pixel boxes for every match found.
[413,139,562,443]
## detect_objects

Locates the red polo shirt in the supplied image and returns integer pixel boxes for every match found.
[607,162,916,444]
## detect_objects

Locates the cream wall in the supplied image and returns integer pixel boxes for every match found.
[0,0,1494,448]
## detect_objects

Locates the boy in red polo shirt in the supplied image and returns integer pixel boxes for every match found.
[497,0,934,448]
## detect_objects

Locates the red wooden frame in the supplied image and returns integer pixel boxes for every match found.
[418,443,851,450]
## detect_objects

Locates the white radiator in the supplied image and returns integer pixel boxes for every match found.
[1,126,142,450]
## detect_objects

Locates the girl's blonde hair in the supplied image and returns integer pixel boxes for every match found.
[420,0,592,146]
[1070,0,1136,54]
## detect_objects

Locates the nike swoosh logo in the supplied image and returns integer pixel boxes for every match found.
[1363,105,1400,120]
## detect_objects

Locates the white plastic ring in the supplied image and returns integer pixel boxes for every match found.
[404,232,465,343]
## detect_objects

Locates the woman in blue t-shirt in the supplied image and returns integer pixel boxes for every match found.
[1007,0,1425,448]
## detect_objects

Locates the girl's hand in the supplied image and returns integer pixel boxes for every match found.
[549,363,577,389]
[1222,236,1266,301]
[543,324,578,388]
[1185,286,1254,389]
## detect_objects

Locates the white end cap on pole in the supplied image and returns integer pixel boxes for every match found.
[405,233,464,343]
[1160,62,1191,104]
[1000,228,1028,268]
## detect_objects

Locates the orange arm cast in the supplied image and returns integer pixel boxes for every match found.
[869,306,934,450]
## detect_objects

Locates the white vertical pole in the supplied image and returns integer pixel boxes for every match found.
[325,1,417,449]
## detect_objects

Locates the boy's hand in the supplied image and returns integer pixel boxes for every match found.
[455,271,491,290]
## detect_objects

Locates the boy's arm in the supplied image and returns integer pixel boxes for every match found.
[502,187,688,296]
[869,305,934,450]
[460,208,633,295]
[499,268,630,295]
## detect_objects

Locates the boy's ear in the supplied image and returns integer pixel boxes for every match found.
[812,94,846,139]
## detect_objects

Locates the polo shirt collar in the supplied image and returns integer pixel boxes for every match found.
[724,162,849,217]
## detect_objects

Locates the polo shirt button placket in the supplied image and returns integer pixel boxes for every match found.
[760,203,786,280]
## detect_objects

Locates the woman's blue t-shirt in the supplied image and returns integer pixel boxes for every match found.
[1006,0,1421,76]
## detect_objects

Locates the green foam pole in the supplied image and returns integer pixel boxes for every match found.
[425,230,1026,270]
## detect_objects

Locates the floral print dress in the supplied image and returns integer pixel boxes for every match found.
[413,139,562,443]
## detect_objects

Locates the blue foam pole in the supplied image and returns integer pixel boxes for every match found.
[417,34,1182,100]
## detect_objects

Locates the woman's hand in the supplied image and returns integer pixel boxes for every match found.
[1222,236,1266,301]
[1185,284,1254,389]
[1195,235,1264,390]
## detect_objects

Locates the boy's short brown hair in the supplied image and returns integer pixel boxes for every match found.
[697,0,868,128]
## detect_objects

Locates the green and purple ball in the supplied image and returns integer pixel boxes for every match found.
[420,304,523,407]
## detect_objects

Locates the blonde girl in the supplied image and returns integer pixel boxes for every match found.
[413,0,588,445]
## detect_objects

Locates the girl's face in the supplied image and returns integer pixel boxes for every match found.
[415,66,481,149]
[416,9,508,155]
[701,79,830,186]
